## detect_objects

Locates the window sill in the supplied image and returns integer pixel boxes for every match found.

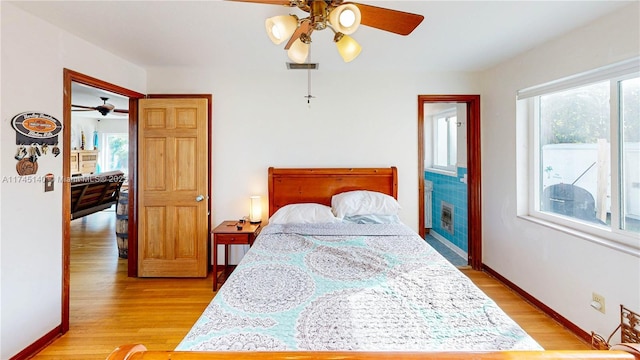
[426,168,457,177]
[517,215,640,257]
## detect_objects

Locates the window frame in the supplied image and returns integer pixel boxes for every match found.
[518,58,640,254]
[431,108,458,173]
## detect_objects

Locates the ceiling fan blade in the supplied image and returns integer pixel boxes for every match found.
[113,109,129,114]
[284,20,310,50]
[348,2,424,36]
[226,0,293,5]
[72,104,97,110]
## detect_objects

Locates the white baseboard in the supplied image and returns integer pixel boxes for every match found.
[429,231,468,259]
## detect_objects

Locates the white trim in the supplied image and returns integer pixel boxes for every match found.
[517,57,640,100]
[519,215,640,258]
[426,167,457,177]
[429,230,468,260]
[610,76,622,232]
[432,110,458,172]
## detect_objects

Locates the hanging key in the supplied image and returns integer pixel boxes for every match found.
[52,144,60,157]
[33,144,41,157]
[14,146,27,160]
[29,146,38,162]
[41,144,48,155]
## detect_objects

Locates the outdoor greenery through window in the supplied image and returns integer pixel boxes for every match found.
[518,58,639,248]
[100,133,128,175]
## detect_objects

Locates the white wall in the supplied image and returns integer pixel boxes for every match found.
[480,2,640,338]
[0,3,146,358]
[71,117,99,150]
[147,69,479,233]
[147,69,479,263]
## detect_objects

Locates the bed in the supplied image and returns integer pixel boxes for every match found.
[107,167,639,360]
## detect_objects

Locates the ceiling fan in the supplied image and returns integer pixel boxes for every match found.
[229,0,424,63]
[72,97,128,116]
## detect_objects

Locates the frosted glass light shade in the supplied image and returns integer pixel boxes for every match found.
[249,196,262,223]
[335,34,361,62]
[287,38,310,63]
[265,15,298,45]
[329,4,361,35]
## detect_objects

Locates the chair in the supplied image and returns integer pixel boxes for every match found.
[592,305,640,350]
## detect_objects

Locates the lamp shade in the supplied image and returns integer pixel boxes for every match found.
[287,38,310,63]
[249,196,262,223]
[329,4,361,35]
[335,34,361,62]
[265,15,298,45]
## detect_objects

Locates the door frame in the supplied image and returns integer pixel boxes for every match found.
[62,69,144,332]
[62,70,214,332]
[418,95,482,270]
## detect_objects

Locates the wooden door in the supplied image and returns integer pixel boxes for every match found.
[138,98,208,277]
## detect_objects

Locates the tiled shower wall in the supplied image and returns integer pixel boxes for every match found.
[425,167,468,252]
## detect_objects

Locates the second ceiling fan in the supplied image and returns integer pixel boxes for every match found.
[72,97,128,117]
[230,0,424,63]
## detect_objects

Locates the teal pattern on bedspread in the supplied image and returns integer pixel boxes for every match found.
[177,223,543,352]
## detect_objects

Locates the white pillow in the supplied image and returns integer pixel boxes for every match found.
[331,190,401,219]
[269,203,341,224]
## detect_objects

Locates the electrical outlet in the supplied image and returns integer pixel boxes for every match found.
[592,292,606,313]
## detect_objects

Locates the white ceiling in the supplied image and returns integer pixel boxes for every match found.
[12,0,633,75]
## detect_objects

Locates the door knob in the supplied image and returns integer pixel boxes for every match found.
[195,195,205,202]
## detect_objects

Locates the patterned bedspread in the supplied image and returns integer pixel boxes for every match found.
[177,223,543,352]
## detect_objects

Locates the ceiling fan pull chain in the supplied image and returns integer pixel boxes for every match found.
[306,48,314,107]
[307,66,311,105]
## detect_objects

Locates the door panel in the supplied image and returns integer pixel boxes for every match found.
[175,138,197,190]
[144,138,167,190]
[138,98,208,277]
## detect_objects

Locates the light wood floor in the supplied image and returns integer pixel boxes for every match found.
[33,210,588,359]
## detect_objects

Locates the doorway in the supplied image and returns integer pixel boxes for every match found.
[62,70,214,334]
[418,95,481,270]
[62,69,144,333]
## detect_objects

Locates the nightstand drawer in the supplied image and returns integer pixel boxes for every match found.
[216,233,250,244]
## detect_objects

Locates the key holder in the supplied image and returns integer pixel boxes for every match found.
[12,112,62,146]
[11,112,63,176]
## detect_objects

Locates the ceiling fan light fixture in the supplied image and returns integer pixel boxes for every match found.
[334,33,361,63]
[288,37,310,63]
[328,4,361,35]
[265,14,298,45]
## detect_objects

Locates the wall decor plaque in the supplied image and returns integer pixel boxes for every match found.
[11,112,62,146]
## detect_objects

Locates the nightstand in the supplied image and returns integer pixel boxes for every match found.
[212,220,262,291]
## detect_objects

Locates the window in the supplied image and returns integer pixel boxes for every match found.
[100,133,128,175]
[433,109,458,172]
[518,58,639,251]
[620,77,640,234]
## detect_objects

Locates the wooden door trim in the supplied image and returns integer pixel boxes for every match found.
[62,69,144,333]
[418,95,482,270]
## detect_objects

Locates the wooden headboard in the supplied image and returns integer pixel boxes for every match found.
[268,167,398,217]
